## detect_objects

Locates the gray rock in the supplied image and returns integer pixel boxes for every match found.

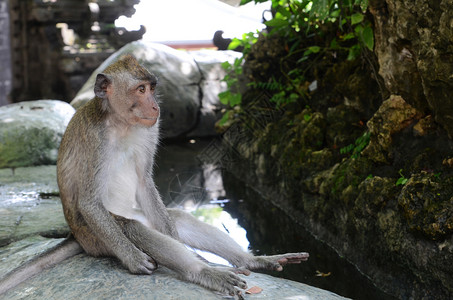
[0,165,348,300]
[0,100,75,169]
[70,41,241,138]
[0,166,69,246]
[0,236,348,300]
[187,50,241,137]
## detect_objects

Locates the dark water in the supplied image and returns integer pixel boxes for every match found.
[155,139,396,300]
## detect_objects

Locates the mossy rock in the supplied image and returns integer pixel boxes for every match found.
[0,100,75,169]
[398,172,453,240]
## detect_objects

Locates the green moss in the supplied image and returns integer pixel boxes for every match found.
[0,128,60,169]
[398,172,453,240]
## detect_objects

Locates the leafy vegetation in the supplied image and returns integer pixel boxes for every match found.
[218,0,373,125]
[340,131,370,159]
[396,169,409,186]
[218,31,259,110]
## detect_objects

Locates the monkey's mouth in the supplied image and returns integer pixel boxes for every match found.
[138,116,159,127]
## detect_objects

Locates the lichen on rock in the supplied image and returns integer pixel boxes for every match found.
[363,95,423,163]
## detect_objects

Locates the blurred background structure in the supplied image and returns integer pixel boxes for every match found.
[0,0,268,106]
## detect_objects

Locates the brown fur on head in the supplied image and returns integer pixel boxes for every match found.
[94,55,159,127]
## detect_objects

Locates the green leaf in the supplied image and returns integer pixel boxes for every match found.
[362,26,374,51]
[221,61,231,70]
[303,49,312,56]
[308,46,321,53]
[396,177,408,186]
[342,32,355,41]
[276,6,292,18]
[218,110,231,126]
[229,93,242,106]
[289,93,299,102]
[233,57,243,68]
[265,18,289,28]
[347,44,361,60]
[239,0,254,5]
[351,13,364,25]
[297,56,309,63]
[354,24,364,34]
[218,91,230,105]
[228,39,242,50]
[310,0,330,19]
[330,9,340,18]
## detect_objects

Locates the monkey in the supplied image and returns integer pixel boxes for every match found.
[0,55,308,297]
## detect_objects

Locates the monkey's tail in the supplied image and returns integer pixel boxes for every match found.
[0,235,83,295]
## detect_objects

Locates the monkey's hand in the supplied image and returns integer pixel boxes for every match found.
[122,248,157,275]
[245,252,309,271]
[185,267,248,297]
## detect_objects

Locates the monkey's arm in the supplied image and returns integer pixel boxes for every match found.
[119,218,248,297]
[78,184,157,275]
[138,172,179,238]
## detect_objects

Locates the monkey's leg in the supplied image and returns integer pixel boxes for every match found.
[167,209,309,271]
[119,218,248,296]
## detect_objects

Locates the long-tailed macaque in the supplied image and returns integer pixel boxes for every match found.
[0,55,308,297]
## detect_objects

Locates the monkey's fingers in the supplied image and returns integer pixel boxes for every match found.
[127,252,158,275]
[149,257,158,269]
[136,264,155,275]
[135,258,157,275]
[234,289,245,300]
[226,272,248,291]
[277,252,309,266]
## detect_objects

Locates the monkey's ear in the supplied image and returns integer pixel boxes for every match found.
[94,74,111,99]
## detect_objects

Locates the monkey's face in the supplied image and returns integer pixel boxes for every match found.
[125,81,160,127]
[99,74,160,128]
[94,55,162,128]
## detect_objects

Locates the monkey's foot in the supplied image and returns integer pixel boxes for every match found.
[246,252,309,271]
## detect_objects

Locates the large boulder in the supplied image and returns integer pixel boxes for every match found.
[0,100,75,169]
[0,165,348,300]
[1,236,348,300]
[71,41,241,138]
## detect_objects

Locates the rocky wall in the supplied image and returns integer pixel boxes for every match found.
[369,0,453,138]
[218,22,453,297]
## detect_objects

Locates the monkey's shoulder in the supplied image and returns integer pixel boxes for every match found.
[61,98,107,149]
[77,97,107,124]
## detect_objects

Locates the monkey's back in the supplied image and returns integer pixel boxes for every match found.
[57,97,109,253]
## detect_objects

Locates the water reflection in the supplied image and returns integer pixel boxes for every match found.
[155,139,395,300]
[155,140,249,265]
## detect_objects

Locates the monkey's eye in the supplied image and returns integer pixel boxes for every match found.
[150,84,156,91]
[138,85,146,93]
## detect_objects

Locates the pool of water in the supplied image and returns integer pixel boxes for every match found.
[155,138,396,300]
